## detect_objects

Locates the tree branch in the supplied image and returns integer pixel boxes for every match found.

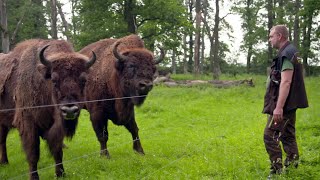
[137,17,162,28]
[219,13,231,21]
[200,15,213,40]
[10,0,32,45]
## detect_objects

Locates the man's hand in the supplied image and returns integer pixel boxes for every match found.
[273,107,283,123]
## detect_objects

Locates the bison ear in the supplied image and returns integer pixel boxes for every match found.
[37,64,51,79]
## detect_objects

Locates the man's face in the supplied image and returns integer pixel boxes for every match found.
[269,29,281,49]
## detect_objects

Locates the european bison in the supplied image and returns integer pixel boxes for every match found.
[0,39,96,179]
[0,52,19,164]
[79,35,164,157]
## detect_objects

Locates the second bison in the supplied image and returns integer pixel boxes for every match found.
[80,35,164,157]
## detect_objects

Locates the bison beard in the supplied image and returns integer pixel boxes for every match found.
[80,34,164,158]
[0,39,96,180]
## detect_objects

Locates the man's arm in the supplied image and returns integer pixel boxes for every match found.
[273,69,293,122]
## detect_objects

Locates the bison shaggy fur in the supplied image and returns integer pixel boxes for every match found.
[0,39,96,179]
[79,34,163,157]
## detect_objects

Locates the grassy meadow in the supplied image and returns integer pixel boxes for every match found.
[1,74,319,179]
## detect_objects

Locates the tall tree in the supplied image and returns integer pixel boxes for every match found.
[2,0,46,51]
[187,0,194,72]
[19,0,47,39]
[212,0,221,79]
[202,0,213,72]
[124,0,136,34]
[293,0,301,47]
[300,0,319,74]
[76,0,189,51]
[182,0,191,73]
[0,0,9,53]
[267,0,274,62]
[233,0,265,73]
[57,1,71,42]
[194,0,201,76]
[50,0,58,39]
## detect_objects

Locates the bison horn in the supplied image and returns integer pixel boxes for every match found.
[154,47,165,64]
[113,42,129,63]
[39,45,52,68]
[86,51,97,69]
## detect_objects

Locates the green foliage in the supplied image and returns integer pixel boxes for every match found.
[74,0,191,51]
[7,0,48,45]
[1,74,319,179]
[74,0,128,50]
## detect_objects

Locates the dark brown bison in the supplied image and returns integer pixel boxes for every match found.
[0,52,19,164]
[0,39,96,179]
[79,34,164,157]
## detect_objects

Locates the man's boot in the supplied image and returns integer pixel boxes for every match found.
[267,158,283,179]
[284,154,299,168]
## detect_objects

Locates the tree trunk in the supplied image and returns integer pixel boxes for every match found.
[201,0,214,73]
[277,0,285,24]
[50,0,58,39]
[124,0,136,34]
[247,45,252,73]
[209,39,214,73]
[201,0,209,74]
[71,0,79,37]
[183,33,188,73]
[172,49,176,74]
[194,0,201,76]
[57,1,71,42]
[188,0,194,72]
[302,12,313,75]
[0,0,9,53]
[293,0,300,48]
[245,0,252,73]
[212,0,221,80]
[200,25,205,74]
[183,0,189,74]
[267,0,274,62]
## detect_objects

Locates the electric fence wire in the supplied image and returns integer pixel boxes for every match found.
[0,95,148,113]
[2,94,251,179]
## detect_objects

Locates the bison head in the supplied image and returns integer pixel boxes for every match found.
[113,42,164,106]
[38,45,96,121]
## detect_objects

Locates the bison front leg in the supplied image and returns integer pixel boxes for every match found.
[20,130,40,180]
[90,112,110,158]
[48,142,65,177]
[124,117,144,155]
[46,132,65,177]
[0,125,9,164]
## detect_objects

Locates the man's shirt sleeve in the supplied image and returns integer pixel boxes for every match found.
[281,58,294,71]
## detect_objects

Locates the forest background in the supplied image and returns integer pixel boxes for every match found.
[1,0,320,78]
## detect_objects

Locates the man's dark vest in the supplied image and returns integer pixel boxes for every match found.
[263,42,308,114]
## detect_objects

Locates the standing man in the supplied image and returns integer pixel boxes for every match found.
[262,25,308,178]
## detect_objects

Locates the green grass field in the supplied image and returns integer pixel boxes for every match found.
[1,74,319,179]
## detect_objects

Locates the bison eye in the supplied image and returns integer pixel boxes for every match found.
[51,72,59,87]
[127,64,136,73]
[79,72,87,88]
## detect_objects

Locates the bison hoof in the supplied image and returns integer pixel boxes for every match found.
[100,149,111,159]
[62,143,68,149]
[30,172,40,180]
[56,168,65,178]
[0,160,9,165]
[134,148,145,155]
